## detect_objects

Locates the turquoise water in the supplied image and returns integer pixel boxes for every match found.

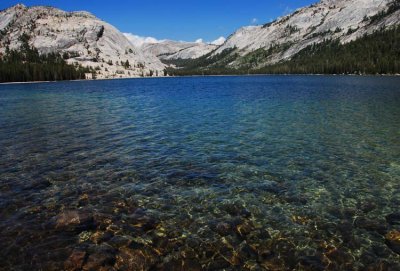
[0,76,400,270]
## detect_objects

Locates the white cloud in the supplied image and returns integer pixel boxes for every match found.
[210,36,226,46]
[251,18,258,24]
[124,33,226,47]
[123,33,164,47]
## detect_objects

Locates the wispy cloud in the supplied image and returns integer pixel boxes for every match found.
[251,18,258,24]
[283,6,293,16]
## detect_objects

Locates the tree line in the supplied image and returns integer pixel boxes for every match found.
[165,26,400,76]
[255,26,399,75]
[0,34,91,83]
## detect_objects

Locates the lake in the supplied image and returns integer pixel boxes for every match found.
[1,76,400,270]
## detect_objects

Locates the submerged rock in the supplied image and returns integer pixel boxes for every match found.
[325,248,355,269]
[158,258,202,271]
[115,247,157,270]
[238,242,258,260]
[108,235,132,248]
[336,220,354,242]
[83,245,116,271]
[298,255,326,271]
[127,209,159,231]
[385,230,400,255]
[386,213,400,225]
[90,231,113,245]
[235,220,254,238]
[79,231,93,243]
[283,195,308,205]
[221,202,251,218]
[257,249,274,262]
[215,222,233,236]
[354,217,388,234]
[357,201,377,213]
[211,218,255,238]
[206,256,231,270]
[55,210,96,232]
[64,249,87,271]
[371,244,393,258]
[24,179,52,191]
[366,260,400,271]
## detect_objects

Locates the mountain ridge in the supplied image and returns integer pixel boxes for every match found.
[142,40,218,61]
[163,0,399,75]
[0,4,165,79]
[212,0,400,67]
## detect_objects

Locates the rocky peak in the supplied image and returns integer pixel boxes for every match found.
[0,4,166,78]
[6,3,26,11]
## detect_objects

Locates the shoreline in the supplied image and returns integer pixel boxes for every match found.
[1,73,399,85]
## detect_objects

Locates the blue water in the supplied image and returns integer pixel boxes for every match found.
[0,76,400,270]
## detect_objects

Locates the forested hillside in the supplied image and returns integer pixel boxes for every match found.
[165,26,400,76]
[255,26,400,74]
[0,34,91,83]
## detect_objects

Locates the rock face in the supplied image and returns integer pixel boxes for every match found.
[212,0,400,67]
[0,4,165,78]
[142,40,218,61]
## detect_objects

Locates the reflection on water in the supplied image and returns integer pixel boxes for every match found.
[0,76,400,270]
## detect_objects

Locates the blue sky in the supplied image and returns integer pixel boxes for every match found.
[1,0,317,42]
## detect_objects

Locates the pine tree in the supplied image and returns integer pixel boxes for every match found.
[124,60,130,69]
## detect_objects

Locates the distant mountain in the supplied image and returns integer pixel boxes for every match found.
[167,0,400,74]
[142,40,218,61]
[0,4,165,79]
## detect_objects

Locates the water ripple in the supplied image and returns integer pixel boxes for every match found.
[0,76,400,270]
